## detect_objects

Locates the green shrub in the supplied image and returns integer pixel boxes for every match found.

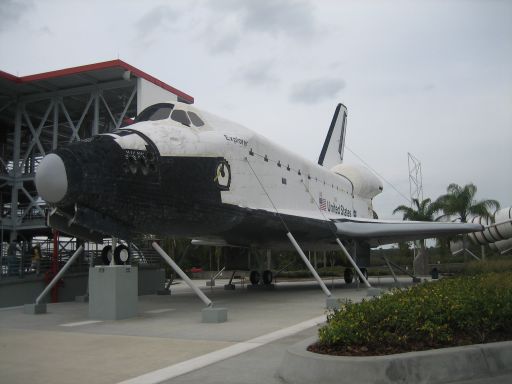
[319,272,512,353]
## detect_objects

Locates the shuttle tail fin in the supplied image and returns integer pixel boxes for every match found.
[318,103,347,168]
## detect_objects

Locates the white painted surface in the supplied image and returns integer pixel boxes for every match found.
[60,320,103,327]
[136,78,178,115]
[117,315,326,384]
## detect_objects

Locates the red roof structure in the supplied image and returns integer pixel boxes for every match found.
[0,59,194,103]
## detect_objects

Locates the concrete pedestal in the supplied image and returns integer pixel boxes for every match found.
[23,303,47,314]
[75,294,89,302]
[202,307,228,323]
[89,266,138,320]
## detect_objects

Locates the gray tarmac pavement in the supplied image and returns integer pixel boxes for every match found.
[0,276,510,384]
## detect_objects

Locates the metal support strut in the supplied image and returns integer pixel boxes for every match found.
[152,242,212,307]
[335,238,372,288]
[36,245,84,304]
[287,232,332,297]
[246,157,332,298]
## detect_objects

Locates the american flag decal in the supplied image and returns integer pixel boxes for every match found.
[319,197,326,211]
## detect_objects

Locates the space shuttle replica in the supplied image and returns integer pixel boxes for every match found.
[35,101,511,275]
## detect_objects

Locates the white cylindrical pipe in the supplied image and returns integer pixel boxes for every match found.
[36,245,84,304]
[494,207,512,240]
[492,237,512,254]
[152,242,212,307]
[286,232,331,297]
[335,238,372,288]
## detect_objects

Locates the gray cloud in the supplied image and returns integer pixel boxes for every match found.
[0,0,33,32]
[134,5,177,41]
[206,0,318,53]
[235,61,278,87]
[290,78,346,104]
[209,34,240,54]
[232,0,316,37]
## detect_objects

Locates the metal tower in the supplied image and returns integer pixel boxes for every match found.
[407,152,423,205]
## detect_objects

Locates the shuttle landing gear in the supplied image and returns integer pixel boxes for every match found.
[359,268,368,283]
[262,270,273,285]
[344,268,354,284]
[249,270,274,286]
[101,244,131,265]
[343,267,368,284]
[249,270,261,285]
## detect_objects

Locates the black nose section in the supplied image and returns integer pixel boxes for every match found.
[36,136,127,208]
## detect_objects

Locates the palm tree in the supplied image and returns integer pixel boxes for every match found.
[393,198,441,222]
[393,198,441,275]
[435,183,500,223]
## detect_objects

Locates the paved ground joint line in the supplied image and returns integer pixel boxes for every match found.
[144,308,176,314]
[60,320,103,327]
[117,315,326,384]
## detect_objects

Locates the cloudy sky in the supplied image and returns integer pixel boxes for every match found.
[1,0,511,218]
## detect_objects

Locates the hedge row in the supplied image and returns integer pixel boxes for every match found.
[319,271,512,353]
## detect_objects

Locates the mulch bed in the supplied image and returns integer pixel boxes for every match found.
[307,334,511,357]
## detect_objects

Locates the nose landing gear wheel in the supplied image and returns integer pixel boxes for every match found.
[101,244,131,265]
[101,245,112,265]
[114,244,130,265]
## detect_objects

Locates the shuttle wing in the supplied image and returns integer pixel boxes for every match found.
[334,218,483,247]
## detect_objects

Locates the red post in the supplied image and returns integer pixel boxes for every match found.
[51,230,59,303]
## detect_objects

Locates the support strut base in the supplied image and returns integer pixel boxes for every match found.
[201,307,228,323]
[24,303,47,314]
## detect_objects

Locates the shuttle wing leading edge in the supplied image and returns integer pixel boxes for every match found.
[334,218,484,247]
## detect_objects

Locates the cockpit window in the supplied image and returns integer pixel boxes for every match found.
[171,109,191,126]
[187,111,205,127]
[134,103,174,123]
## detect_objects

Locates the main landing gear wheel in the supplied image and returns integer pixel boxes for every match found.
[344,268,354,284]
[249,270,261,285]
[359,268,368,283]
[114,244,130,265]
[262,270,273,285]
[101,245,113,265]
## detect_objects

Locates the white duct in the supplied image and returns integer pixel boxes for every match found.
[489,238,512,254]
[469,216,495,245]
[466,207,512,254]
[493,207,512,239]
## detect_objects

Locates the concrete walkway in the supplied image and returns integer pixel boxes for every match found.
[1,276,509,384]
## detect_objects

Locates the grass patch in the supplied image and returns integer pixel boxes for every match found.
[463,258,512,275]
[312,271,512,356]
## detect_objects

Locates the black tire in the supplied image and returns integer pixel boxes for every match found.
[343,268,354,284]
[262,270,273,285]
[101,245,112,265]
[249,270,260,285]
[359,267,368,283]
[114,245,130,265]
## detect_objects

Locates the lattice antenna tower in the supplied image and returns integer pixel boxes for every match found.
[407,152,423,206]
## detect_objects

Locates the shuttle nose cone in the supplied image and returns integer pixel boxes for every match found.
[35,153,68,203]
